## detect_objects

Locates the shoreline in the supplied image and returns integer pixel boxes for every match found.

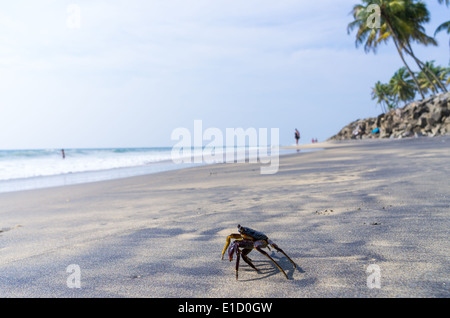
[0,143,343,195]
[0,159,202,194]
[0,147,313,194]
[0,136,449,297]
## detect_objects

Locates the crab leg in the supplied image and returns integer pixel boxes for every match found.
[254,241,289,279]
[268,239,297,269]
[241,248,258,272]
[221,233,242,260]
[230,242,258,280]
[235,247,241,280]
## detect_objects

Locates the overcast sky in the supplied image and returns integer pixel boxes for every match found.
[0,0,448,149]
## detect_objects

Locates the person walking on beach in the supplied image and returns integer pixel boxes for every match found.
[295,129,300,145]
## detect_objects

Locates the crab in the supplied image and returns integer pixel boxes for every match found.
[221,224,296,280]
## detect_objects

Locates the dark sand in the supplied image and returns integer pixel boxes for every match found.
[0,137,449,297]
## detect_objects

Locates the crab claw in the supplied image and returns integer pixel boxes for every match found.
[228,242,238,261]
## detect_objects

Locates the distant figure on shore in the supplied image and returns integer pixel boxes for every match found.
[61,149,65,159]
[295,129,300,145]
[352,125,362,139]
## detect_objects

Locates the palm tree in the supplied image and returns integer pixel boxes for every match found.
[383,0,448,93]
[417,61,450,94]
[389,67,416,105]
[372,81,395,112]
[417,66,438,95]
[395,1,447,93]
[348,0,426,99]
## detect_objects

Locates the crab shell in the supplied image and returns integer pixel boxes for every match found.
[237,224,268,241]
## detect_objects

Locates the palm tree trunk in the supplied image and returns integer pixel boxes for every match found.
[393,39,425,99]
[404,43,448,93]
[383,15,425,99]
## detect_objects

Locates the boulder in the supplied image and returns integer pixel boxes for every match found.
[329,92,450,140]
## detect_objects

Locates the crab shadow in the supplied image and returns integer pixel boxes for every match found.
[235,254,305,282]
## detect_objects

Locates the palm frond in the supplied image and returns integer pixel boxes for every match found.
[435,21,450,36]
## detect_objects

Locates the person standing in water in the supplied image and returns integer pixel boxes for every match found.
[61,149,65,159]
[294,129,300,145]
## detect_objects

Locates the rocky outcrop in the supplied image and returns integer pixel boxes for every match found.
[329,92,450,140]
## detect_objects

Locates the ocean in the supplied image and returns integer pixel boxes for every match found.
[0,147,303,194]
[0,148,194,193]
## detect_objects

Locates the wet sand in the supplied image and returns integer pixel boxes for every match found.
[0,136,449,297]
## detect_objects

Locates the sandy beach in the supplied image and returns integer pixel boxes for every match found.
[0,137,449,298]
